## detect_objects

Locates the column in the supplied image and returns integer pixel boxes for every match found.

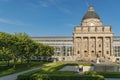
[110,37,113,56]
[103,37,105,57]
[95,37,97,58]
[73,37,75,56]
[60,46,62,57]
[81,37,83,57]
[71,45,73,56]
[88,37,90,57]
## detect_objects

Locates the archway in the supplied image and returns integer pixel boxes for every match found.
[98,51,102,57]
[84,50,88,57]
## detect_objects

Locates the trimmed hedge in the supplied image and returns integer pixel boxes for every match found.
[85,71,120,78]
[17,63,103,80]
[17,74,104,80]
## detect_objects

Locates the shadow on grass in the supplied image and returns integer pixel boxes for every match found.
[0,61,48,77]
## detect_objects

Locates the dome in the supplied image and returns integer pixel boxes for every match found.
[82,6,100,20]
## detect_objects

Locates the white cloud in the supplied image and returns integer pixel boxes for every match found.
[0,0,13,2]
[0,18,29,26]
[67,23,76,27]
[38,1,49,7]
[29,0,71,13]
[58,7,71,14]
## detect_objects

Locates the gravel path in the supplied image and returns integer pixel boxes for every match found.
[0,66,44,80]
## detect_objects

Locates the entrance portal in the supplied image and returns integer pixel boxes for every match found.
[98,51,102,57]
[91,51,95,57]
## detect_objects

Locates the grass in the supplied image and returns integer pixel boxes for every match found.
[0,60,49,77]
[18,62,94,76]
[18,62,76,76]
[0,61,94,78]
[85,71,120,78]
[17,62,104,80]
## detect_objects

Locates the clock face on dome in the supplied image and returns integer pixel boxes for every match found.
[90,22,95,26]
[87,22,95,26]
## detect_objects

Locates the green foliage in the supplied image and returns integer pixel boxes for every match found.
[85,71,120,78]
[0,61,48,77]
[17,63,104,80]
[0,32,54,68]
[17,74,104,80]
[78,63,94,66]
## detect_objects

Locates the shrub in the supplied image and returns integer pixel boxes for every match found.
[85,71,120,78]
[17,74,104,80]
[17,63,103,80]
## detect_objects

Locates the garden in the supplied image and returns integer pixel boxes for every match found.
[17,62,104,80]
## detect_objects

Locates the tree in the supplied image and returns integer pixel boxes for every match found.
[43,45,54,56]
[0,47,12,66]
[35,43,44,61]
[0,32,12,65]
[0,32,54,68]
[41,45,54,61]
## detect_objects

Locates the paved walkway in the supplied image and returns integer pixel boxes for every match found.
[0,66,44,80]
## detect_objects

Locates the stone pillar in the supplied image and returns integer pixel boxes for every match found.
[73,37,76,56]
[103,37,105,57]
[71,46,73,56]
[81,37,83,57]
[88,37,90,57]
[60,46,62,57]
[95,37,97,57]
[65,46,67,56]
[110,37,113,56]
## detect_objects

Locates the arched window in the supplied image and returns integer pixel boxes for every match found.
[92,51,94,53]
[106,51,109,54]
[84,51,87,53]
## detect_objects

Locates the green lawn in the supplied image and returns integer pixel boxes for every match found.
[0,61,49,77]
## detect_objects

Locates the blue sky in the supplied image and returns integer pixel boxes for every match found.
[0,0,120,36]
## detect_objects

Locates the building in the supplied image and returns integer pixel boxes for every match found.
[31,36,74,61]
[73,5,113,62]
[31,6,120,63]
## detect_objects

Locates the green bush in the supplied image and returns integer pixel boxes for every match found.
[17,63,103,80]
[78,63,94,66]
[17,74,31,80]
[97,72,120,78]
[85,71,120,78]
[17,74,104,80]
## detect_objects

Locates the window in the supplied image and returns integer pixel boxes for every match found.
[106,51,109,54]
[99,44,101,47]
[77,51,80,54]
[92,51,94,53]
[84,51,87,53]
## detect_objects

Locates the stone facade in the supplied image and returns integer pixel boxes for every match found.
[73,6,113,62]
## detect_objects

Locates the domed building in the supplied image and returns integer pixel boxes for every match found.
[73,5,113,62]
[32,5,120,63]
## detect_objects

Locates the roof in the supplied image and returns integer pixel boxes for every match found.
[82,5,100,20]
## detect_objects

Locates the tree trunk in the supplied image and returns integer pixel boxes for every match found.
[21,57,23,64]
[13,58,16,68]
[7,60,10,66]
